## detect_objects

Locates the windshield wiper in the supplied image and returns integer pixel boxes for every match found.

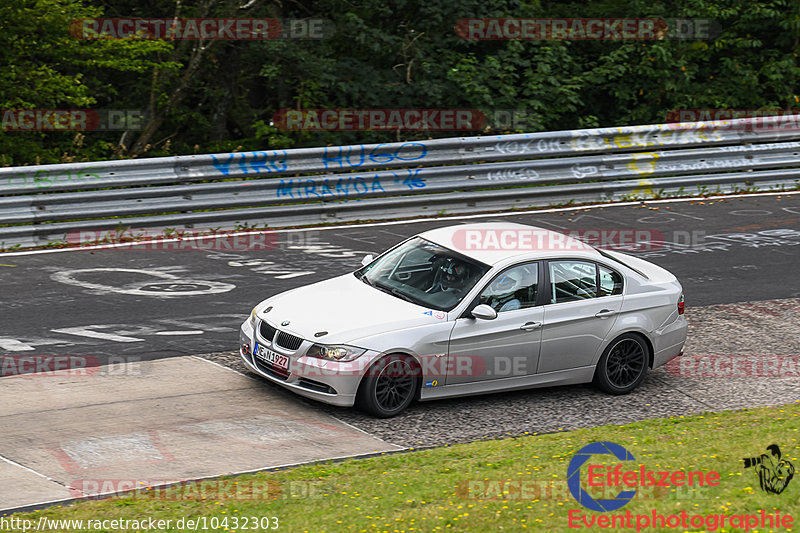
[390,288,420,305]
[373,281,422,306]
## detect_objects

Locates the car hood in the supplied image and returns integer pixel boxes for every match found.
[255,273,449,346]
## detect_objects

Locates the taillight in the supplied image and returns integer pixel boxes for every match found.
[677,294,685,315]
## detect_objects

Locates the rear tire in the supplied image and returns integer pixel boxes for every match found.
[356,355,418,418]
[593,333,649,395]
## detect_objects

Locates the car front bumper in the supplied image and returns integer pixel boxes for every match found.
[239,319,369,407]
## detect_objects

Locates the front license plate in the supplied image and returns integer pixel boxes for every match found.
[254,343,289,371]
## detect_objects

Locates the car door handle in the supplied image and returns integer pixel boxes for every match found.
[595,309,617,318]
[519,321,542,331]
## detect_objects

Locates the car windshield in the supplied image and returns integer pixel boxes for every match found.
[356,237,490,311]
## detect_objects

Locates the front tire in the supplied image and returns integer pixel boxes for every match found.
[593,333,649,394]
[356,355,418,418]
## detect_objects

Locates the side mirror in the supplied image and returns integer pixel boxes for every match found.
[471,303,498,320]
[361,254,374,266]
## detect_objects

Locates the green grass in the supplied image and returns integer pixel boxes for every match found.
[6,402,800,532]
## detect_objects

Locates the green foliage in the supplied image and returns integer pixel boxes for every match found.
[2,0,800,165]
[0,0,177,164]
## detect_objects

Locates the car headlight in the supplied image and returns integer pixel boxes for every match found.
[249,306,258,328]
[306,344,366,362]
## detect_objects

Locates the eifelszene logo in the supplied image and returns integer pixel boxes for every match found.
[568,441,637,512]
[742,444,795,494]
[567,441,720,512]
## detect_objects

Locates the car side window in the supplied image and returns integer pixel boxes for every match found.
[599,265,623,296]
[478,263,538,313]
[549,260,597,303]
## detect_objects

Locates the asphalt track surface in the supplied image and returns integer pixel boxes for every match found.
[1,193,800,447]
[1,193,799,364]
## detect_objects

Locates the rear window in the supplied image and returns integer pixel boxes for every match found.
[599,265,624,296]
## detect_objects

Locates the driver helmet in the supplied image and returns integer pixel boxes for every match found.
[489,271,520,305]
[440,258,470,291]
[488,266,534,309]
[491,272,518,295]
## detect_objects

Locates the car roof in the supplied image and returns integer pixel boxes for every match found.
[419,222,602,266]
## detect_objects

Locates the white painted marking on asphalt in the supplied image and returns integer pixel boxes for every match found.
[639,210,706,223]
[228,260,273,267]
[531,219,568,230]
[335,232,377,245]
[154,330,204,336]
[2,190,799,257]
[51,327,144,343]
[669,210,706,221]
[0,453,61,484]
[155,316,240,332]
[50,268,236,297]
[378,229,410,238]
[289,243,366,258]
[635,209,707,224]
[729,209,773,216]
[566,212,628,225]
[0,336,105,350]
[274,272,316,279]
[225,259,316,279]
[0,339,35,351]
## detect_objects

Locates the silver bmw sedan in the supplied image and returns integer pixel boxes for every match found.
[239,222,688,417]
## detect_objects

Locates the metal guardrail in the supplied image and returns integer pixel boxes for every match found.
[2,117,800,248]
